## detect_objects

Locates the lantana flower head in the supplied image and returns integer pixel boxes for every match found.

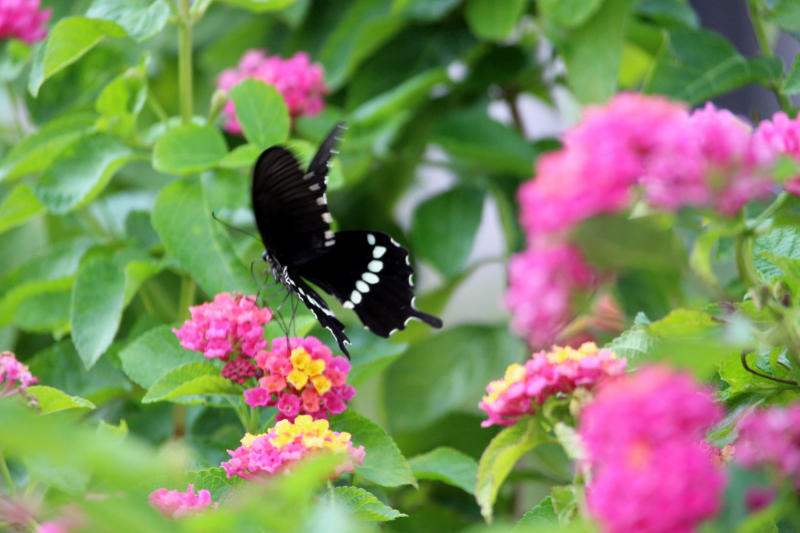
[244,336,354,421]
[222,415,365,480]
[173,292,272,361]
[479,342,625,427]
[503,245,598,349]
[578,366,725,533]
[735,404,800,490]
[149,485,217,519]
[0,351,38,398]
[751,111,800,195]
[218,49,326,134]
[0,0,51,44]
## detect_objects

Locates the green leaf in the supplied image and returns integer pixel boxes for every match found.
[603,328,656,363]
[96,68,148,139]
[221,0,297,12]
[759,253,800,293]
[26,385,96,414]
[86,0,170,42]
[754,227,800,282]
[432,107,537,177]
[392,0,462,21]
[152,177,256,296]
[765,0,800,32]
[560,0,635,103]
[782,53,800,95]
[385,326,525,432]
[328,486,407,521]
[24,455,90,495]
[350,68,448,128]
[188,467,243,502]
[15,290,71,337]
[410,186,484,278]
[119,325,200,389]
[0,113,96,182]
[152,125,228,175]
[219,143,262,169]
[550,485,578,524]
[0,184,44,235]
[645,27,783,104]
[0,237,93,328]
[476,418,547,523]
[573,214,687,272]
[635,0,699,28]
[514,497,558,532]
[329,410,416,487]
[28,16,126,96]
[464,0,526,41]
[142,362,242,403]
[0,39,32,83]
[319,0,406,89]
[229,79,290,149]
[35,133,134,215]
[347,336,407,388]
[408,447,478,495]
[539,0,604,28]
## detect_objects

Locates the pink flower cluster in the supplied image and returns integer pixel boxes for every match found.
[222,415,365,480]
[36,523,68,533]
[479,343,626,427]
[735,404,800,490]
[173,293,272,362]
[0,0,50,44]
[0,351,38,398]
[244,336,354,422]
[218,49,326,134]
[751,112,800,195]
[579,367,725,533]
[149,485,217,519]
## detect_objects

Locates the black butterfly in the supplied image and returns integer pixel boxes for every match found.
[251,122,443,357]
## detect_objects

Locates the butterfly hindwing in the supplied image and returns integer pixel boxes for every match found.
[296,230,443,338]
[288,275,351,355]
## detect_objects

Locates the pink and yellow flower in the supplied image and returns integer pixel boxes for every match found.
[479,343,626,427]
[149,485,217,519]
[222,415,365,480]
[244,336,354,421]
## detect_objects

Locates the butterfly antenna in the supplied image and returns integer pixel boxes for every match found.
[211,211,262,242]
[289,297,299,337]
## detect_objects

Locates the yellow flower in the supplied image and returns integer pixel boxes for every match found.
[311,375,332,395]
[240,433,266,447]
[287,369,309,389]
[290,348,311,370]
[287,348,327,391]
[483,363,526,405]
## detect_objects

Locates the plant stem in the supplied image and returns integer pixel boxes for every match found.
[5,84,25,139]
[178,276,196,322]
[0,450,16,496]
[177,0,194,125]
[747,0,794,114]
[735,232,759,290]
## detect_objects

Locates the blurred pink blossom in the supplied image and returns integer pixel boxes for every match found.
[0,0,50,44]
[751,111,800,195]
[243,336,354,422]
[149,485,217,519]
[218,49,326,134]
[579,367,725,533]
[479,343,626,427]
[0,351,38,398]
[504,245,597,349]
[36,522,68,533]
[736,404,800,490]
[173,292,272,362]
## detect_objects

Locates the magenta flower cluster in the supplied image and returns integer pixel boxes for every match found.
[36,523,68,533]
[579,367,725,533]
[735,404,800,491]
[244,336,355,422]
[218,49,326,134]
[0,350,38,398]
[0,0,51,44]
[479,343,626,427]
[173,292,272,362]
[149,485,217,519]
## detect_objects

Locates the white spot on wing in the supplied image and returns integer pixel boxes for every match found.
[363,272,379,284]
[408,274,414,287]
[373,246,387,258]
[310,183,320,191]
[367,234,376,245]
[356,280,369,293]
[390,238,400,247]
[350,291,362,304]
[316,194,327,206]
[389,328,398,336]
[343,301,354,309]
[325,230,334,240]
[325,240,335,247]
[322,213,332,223]
[368,260,383,272]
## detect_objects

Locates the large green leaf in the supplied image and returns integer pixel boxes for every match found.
[119,325,200,389]
[151,177,256,296]
[754,227,800,282]
[15,290,71,337]
[319,0,406,89]
[764,0,800,32]
[35,133,135,215]
[408,446,478,494]
[392,0,462,21]
[347,333,407,388]
[513,497,558,532]
[0,113,96,182]
[152,125,228,175]
[142,362,242,403]
[385,326,525,432]
[0,184,44,235]
[86,0,170,42]
[559,0,635,103]
[229,78,290,149]
[464,0,526,41]
[328,486,407,521]
[476,418,548,522]
[539,0,605,28]
[645,27,783,104]
[329,410,416,487]
[187,467,243,502]
[28,17,126,96]
[26,385,96,414]
[410,186,484,278]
